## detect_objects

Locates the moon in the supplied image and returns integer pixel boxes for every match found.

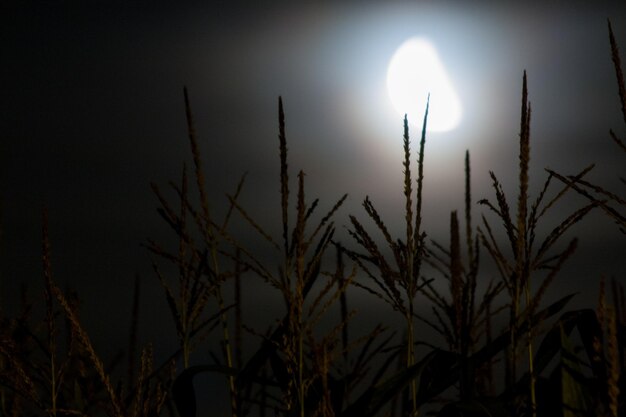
[387,38,462,132]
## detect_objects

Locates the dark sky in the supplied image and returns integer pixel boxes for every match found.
[2,1,626,361]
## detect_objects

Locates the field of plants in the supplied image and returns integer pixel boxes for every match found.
[1,21,625,417]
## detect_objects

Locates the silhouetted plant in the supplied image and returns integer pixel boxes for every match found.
[2,21,626,417]
[345,104,431,417]
[477,71,597,416]
[421,150,505,401]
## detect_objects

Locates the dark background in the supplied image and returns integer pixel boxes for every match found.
[2,1,626,374]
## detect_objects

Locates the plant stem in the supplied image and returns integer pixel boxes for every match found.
[406,310,417,417]
[525,283,537,417]
[217,286,238,417]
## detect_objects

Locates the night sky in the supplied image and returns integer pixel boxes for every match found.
[3,2,626,365]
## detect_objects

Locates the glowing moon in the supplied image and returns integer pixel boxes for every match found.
[387,38,462,132]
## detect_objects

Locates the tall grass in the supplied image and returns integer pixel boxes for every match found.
[345,103,430,417]
[0,22,625,417]
[477,70,597,416]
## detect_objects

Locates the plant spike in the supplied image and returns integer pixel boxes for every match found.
[609,20,626,126]
[465,150,474,266]
[414,94,429,244]
[279,96,290,259]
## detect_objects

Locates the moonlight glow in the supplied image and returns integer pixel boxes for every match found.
[387,38,462,132]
